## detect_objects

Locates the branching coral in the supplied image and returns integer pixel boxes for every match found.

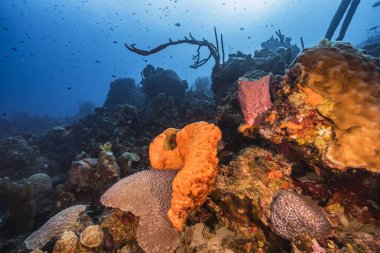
[149,121,222,231]
[24,205,87,251]
[270,190,331,240]
[100,170,179,253]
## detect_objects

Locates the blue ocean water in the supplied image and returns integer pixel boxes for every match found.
[0,0,378,117]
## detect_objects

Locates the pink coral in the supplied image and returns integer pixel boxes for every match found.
[238,75,272,126]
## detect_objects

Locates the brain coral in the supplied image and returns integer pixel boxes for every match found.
[149,121,222,231]
[100,170,179,253]
[295,42,380,173]
[24,205,86,250]
[270,190,331,240]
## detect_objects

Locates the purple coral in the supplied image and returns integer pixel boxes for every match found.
[270,190,331,240]
[24,205,86,250]
[100,169,179,253]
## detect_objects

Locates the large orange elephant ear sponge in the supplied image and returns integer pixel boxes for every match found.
[149,122,222,231]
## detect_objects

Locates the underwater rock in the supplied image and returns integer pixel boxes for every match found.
[270,190,331,241]
[210,146,292,252]
[100,209,139,250]
[0,136,45,179]
[24,205,87,251]
[258,42,380,173]
[187,223,236,252]
[179,90,215,122]
[138,93,179,124]
[0,176,36,232]
[79,225,104,248]
[141,64,188,105]
[101,170,179,253]
[149,121,222,231]
[118,151,140,176]
[53,230,77,253]
[66,151,119,204]
[103,78,144,109]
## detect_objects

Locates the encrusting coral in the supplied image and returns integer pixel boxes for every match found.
[270,190,331,241]
[100,170,179,253]
[79,225,104,248]
[24,205,87,251]
[149,121,222,231]
[52,230,77,253]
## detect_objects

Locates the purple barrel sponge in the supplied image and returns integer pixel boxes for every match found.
[270,190,331,240]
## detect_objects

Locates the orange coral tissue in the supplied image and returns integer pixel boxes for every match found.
[149,121,222,231]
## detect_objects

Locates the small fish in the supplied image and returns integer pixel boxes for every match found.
[111,75,116,77]
[11,48,17,51]
[66,86,72,90]
[248,36,251,39]
[1,113,6,116]
[95,60,101,63]
[369,25,379,31]
[113,41,118,43]
[373,1,380,7]
[174,23,180,27]
[2,27,9,31]
[240,27,244,30]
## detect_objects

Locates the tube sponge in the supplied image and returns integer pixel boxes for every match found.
[149,121,222,231]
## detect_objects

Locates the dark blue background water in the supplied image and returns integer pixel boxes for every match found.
[0,0,378,117]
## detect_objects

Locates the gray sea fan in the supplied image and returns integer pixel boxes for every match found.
[100,169,179,253]
[270,190,331,240]
[24,204,86,250]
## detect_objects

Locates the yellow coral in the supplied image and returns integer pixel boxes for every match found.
[296,42,380,172]
[53,230,77,253]
[79,225,104,248]
[149,121,222,230]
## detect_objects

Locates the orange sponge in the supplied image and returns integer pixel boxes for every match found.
[149,121,222,230]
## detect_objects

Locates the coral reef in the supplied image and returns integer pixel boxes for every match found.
[210,146,292,252]
[24,205,87,250]
[55,150,120,208]
[100,209,139,251]
[149,121,222,231]
[28,173,53,215]
[103,78,144,109]
[52,230,77,253]
[270,190,331,240]
[0,176,37,233]
[0,136,47,180]
[141,64,188,104]
[79,225,104,248]
[101,170,179,253]
[259,42,380,173]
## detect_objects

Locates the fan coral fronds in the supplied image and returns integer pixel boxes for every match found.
[270,190,331,240]
[100,170,179,253]
[149,121,222,231]
[24,205,86,250]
